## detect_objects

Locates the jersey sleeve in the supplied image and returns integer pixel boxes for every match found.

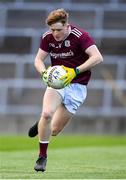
[79,32,95,50]
[39,36,50,52]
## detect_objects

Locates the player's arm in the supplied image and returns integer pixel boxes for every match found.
[77,45,103,73]
[61,45,103,86]
[34,48,48,74]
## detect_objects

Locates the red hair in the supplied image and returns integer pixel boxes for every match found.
[46,8,69,26]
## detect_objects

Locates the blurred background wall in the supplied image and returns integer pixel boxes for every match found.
[0,0,126,135]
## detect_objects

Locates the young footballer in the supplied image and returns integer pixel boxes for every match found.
[30,8,103,172]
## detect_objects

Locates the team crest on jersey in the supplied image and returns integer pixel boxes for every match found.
[64,40,70,47]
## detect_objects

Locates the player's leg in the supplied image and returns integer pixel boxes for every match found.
[35,103,73,172]
[50,104,73,136]
[50,83,87,136]
[38,88,62,140]
[34,87,62,172]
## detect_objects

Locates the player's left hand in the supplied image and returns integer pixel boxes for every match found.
[60,66,77,86]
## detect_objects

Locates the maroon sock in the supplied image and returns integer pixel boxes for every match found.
[39,142,49,158]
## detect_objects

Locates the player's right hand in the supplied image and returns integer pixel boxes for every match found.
[40,66,51,86]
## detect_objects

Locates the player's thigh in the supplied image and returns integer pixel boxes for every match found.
[42,87,62,114]
[51,104,73,132]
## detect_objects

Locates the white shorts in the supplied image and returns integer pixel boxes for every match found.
[56,83,87,114]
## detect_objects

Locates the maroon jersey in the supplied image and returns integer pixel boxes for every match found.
[40,25,95,85]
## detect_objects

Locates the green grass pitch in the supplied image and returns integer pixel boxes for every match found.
[0,135,126,179]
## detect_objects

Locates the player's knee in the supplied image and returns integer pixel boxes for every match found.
[41,110,53,120]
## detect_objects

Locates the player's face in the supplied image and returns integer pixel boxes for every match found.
[49,22,69,41]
